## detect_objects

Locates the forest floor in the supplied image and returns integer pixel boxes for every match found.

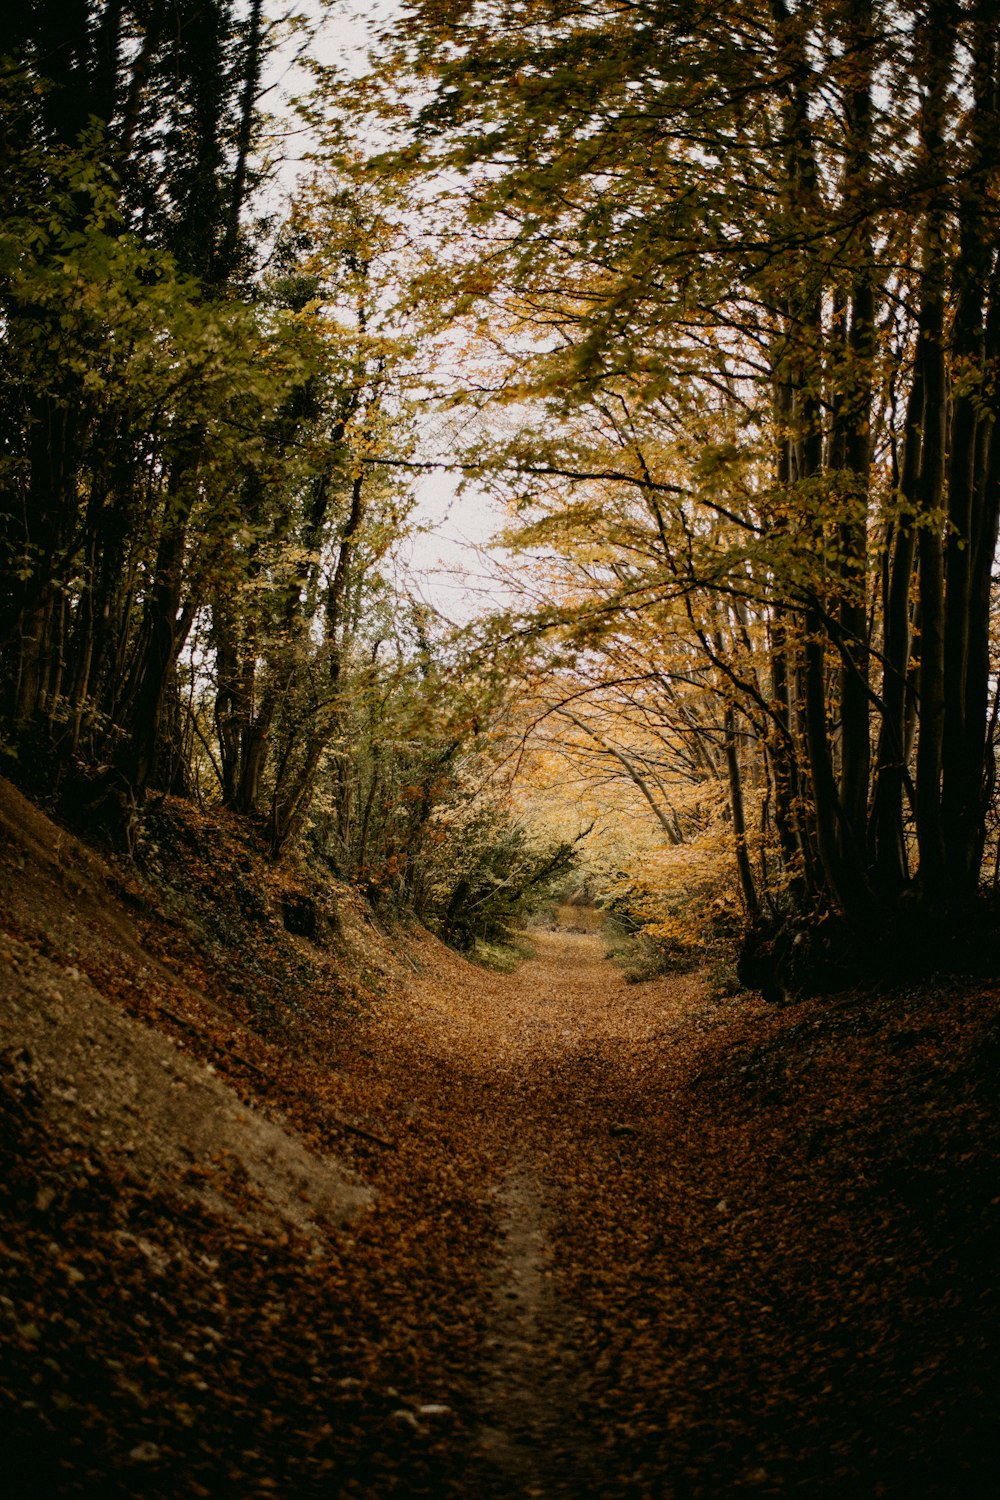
[1,778,999,1498]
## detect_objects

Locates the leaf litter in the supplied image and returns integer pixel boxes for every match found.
[1,778,999,1496]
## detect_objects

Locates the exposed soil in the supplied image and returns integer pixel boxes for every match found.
[2,780,999,1496]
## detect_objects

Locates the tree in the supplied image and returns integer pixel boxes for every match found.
[203,168,433,855]
[0,2,283,808]
[0,5,432,870]
[367,0,1000,970]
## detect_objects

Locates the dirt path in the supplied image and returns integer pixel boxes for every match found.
[449,930,658,1497]
[335,926,999,1499]
[475,1167,582,1495]
[353,927,711,1497]
[3,786,997,1500]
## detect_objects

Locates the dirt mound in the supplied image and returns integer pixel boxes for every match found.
[1,934,369,1236]
[0,777,372,1238]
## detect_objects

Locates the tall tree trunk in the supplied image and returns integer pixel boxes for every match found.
[219,0,264,279]
[911,1,956,905]
[834,0,875,868]
[724,701,759,918]
[940,2,1000,900]
[870,348,924,890]
[120,437,201,794]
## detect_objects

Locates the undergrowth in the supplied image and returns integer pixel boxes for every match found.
[467,934,535,972]
[603,914,702,983]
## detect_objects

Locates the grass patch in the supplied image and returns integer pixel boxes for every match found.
[468,934,535,972]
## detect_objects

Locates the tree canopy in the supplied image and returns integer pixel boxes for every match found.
[352,0,1000,973]
[4,0,1000,981]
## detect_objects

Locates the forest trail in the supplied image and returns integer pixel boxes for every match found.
[337,927,747,1496]
[2,783,997,1498]
[336,924,999,1498]
[376,926,705,1497]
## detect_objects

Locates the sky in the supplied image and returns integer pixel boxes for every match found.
[265,0,513,624]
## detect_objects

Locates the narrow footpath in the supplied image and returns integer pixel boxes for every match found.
[324,926,999,1499]
[369,925,707,1498]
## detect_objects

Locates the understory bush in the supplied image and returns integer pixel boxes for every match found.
[423,808,578,952]
[602,910,686,983]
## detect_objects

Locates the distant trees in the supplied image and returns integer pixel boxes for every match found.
[375,0,1000,967]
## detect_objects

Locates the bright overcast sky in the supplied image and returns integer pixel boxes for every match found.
[265,0,511,625]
